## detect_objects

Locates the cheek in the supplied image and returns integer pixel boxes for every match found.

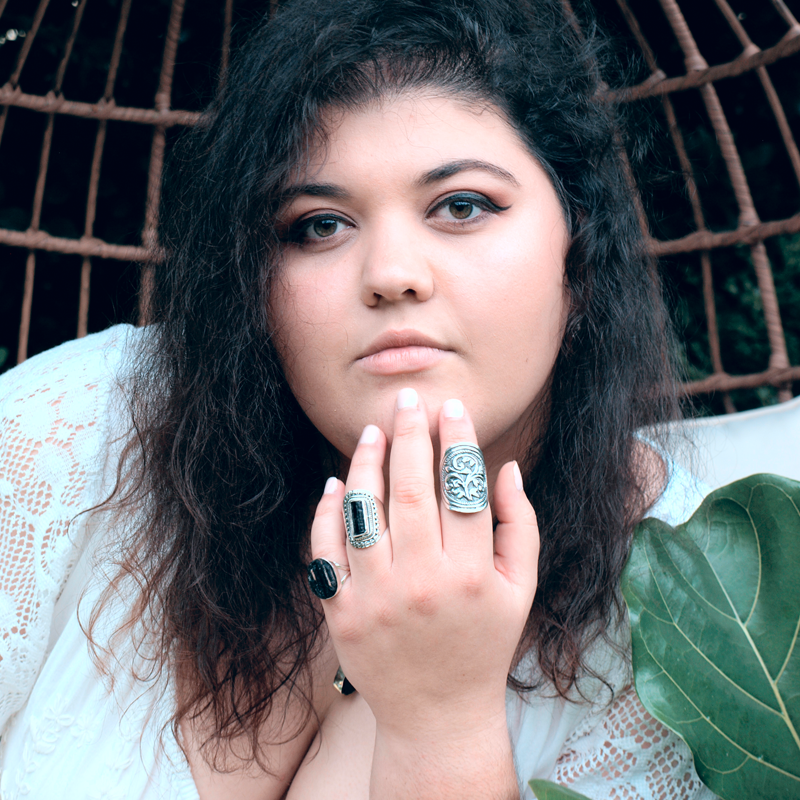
[269,275,346,398]
[468,238,567,356]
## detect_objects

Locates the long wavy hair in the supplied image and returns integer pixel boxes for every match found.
[93,0,680,766]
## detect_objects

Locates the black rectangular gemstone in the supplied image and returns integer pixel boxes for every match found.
[351,499,368,537]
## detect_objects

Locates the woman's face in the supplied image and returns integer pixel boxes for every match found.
[271,92,569,472]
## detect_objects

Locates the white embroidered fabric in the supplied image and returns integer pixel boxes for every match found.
[549,687,716,800]
[0,326,717,799]
[0,327,120,734]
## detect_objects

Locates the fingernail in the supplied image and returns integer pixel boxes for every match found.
[396,387,418,410]
[442,398,464,419]
[324,476,338,495]
[513,461,524,492]
[359,424,380,444]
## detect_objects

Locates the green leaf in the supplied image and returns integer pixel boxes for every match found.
[528,779,592,800]
[622,474,800,800]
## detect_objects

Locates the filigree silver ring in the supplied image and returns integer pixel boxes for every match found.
[441,442,488,513]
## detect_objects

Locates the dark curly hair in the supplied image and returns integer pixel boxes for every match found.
[93,0,680,766]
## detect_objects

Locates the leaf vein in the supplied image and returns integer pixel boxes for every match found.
[639,631,800,781]
[643,550,783,715]
[776,612,800,684]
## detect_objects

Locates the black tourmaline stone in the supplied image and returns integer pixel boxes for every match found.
[307,558,338,599]
[351,499,368,538]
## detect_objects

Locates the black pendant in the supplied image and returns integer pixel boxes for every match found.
[307,558,338,599]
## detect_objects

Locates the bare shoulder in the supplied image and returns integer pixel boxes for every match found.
[631,438,669,513]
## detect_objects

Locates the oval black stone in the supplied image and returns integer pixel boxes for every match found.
[307,558,338,599]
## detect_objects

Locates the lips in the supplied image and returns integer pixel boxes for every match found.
[357,329,451,375]
[358,329,449,360]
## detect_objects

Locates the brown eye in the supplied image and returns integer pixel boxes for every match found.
[284,214,350,245]
[312,218,341,237]
[448,200,475,220]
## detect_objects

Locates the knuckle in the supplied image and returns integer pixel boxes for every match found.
[521,504,539,528]
[313,499,343,527]
[405,579,439,616]
[335,615,365,646]
[392,413,423,440]
[350,447,380,471]
[374,600,399,629]
[391,478,431,509]
[458,568,486,600]
[319,496,343,518]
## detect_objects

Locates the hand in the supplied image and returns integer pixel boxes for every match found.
[310,388,540,745]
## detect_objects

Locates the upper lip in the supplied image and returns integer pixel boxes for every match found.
[358,329,449,360]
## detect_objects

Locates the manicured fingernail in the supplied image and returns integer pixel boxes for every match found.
[513,461,524,492]
[359,424,380,444]
[442,398,464,419]
[324,476,338,494]
[396,387,418,410]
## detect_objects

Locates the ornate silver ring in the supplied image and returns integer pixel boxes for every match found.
[441,443,488,513]
[343,490,385,548]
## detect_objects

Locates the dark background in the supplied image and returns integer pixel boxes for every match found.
[0,0,798,414]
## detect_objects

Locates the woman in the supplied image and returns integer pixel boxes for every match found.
[0,0,712,797]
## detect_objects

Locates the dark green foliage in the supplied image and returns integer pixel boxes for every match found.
[623,474,800,800]
[529,780,592,799]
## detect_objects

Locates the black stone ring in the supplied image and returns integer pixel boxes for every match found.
[307,558,350,599]
[343,490,386,549]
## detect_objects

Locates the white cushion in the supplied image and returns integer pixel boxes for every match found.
[671,396,800,490]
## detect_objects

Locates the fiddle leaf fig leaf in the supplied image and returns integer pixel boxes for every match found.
[528,779,592,800]
[622,473,800,800]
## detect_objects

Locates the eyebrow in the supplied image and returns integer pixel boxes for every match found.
[281,182,352,202]
[415,159,521,188]
[282,159,520,204]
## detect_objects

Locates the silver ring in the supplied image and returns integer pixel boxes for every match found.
[441,443,488,513]
[343,490,385,548]
[307,558,350,599]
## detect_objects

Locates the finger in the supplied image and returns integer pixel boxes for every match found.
[388,387,440,564]
[309,476,350,599]
[343,424,392,582]
[437,399,493,563]
[492,461,539,594]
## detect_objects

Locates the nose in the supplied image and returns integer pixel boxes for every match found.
[359,218,435,306]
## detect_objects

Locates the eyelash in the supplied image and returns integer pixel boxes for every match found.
[429,192,509,223]
[283,192,509,246]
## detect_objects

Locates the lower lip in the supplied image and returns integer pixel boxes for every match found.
[358,346,448,375]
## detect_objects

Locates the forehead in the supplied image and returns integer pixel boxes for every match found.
[297,92,532,182]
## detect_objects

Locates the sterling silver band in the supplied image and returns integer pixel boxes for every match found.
[441,443,488,513]
[343,490,385,548]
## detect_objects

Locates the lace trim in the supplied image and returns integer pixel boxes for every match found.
[0,328,129,735]
[553,686,714,800]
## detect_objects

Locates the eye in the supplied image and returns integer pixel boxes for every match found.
[442,199,481,221]
[429,193,508,225]
[305,216,348,239]
[285,214,351,244]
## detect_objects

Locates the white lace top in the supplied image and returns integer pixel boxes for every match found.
[0,325,717,800]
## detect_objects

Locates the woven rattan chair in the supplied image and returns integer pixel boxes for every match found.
[1,0,799,417]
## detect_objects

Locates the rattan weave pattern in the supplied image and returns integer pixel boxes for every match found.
[1,0,798,406]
